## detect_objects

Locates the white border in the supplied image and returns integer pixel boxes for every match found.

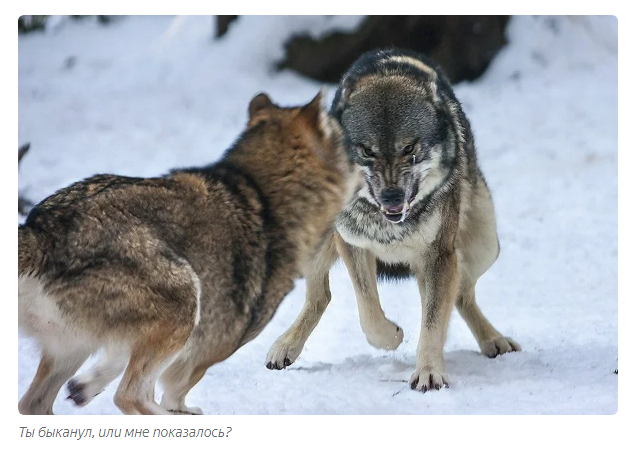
[3,2,623,455]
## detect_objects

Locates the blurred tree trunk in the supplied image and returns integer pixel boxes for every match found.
[19,15,116,33]
[216,16,239,38]
[18,143,33,216]
[18,16,48,33]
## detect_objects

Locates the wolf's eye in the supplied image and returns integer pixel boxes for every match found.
[402,142,416,155]
[358,145,375,159]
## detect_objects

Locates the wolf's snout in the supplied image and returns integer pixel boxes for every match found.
[380,188,405,211]
[379,187,409,223]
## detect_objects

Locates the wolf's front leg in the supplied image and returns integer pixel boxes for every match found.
[337,238,403,351]
[410,249,458,392]
[266,231,337,370]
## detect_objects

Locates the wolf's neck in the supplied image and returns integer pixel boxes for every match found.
[227,155,340,274]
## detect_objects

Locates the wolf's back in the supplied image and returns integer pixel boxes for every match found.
[18,225,45,277]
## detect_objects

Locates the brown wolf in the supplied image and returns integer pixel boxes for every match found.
[18,91,359,414]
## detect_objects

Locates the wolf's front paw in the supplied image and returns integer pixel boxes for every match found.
[480,336,521,358]
[364,319,404,350]
[265,338,303,370]
[409,367,450,393]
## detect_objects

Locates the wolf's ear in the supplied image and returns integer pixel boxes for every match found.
[248,93,273,119]
[248,93,275,127]
[297,89,327,131]
[330,77,355,120]
[295,89,342,158]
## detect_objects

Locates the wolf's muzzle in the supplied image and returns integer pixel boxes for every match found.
[380,187,405,210]
[379,187,408,222]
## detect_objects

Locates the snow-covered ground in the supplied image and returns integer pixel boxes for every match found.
[18,15,618,414]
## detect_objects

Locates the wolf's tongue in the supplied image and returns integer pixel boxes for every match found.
[383,204,404,214]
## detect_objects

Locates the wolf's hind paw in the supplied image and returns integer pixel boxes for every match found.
[168,407,203,415]
[66,379,91,407]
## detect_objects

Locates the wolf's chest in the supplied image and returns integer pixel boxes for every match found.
[335,199,441,265]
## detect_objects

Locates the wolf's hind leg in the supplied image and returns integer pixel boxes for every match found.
[67,346,129,407]
[160,349,212,415]
[114,321,193,415]
[19,348,90,415]
[456,188,520,357]
[336,237,404,350]
[266,232,338,370]
[456,282,521,358]
[113,262,199,415]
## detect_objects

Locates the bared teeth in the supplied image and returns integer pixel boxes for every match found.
[380,202,410,216]
[381,207,400,215]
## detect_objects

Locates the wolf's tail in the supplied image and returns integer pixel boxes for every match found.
[18,225,45,277]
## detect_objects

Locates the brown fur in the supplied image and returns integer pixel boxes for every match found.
[18,91,359,415]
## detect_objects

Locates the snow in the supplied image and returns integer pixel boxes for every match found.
[18,15,617,414]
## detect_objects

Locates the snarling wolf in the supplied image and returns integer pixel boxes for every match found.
[266,49,520,392]
[18,91,360,414]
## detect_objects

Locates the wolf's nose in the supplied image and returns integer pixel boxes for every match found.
[380,188,405,207]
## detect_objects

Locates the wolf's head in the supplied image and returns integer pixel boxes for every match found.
[238,90,361,273]
[245,90,361,209]
[331,51,461,224]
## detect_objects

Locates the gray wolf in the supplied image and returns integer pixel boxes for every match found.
[266,49,520,392]
[18,91,359,414]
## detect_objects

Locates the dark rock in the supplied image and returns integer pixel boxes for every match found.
[278,15,511,84]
